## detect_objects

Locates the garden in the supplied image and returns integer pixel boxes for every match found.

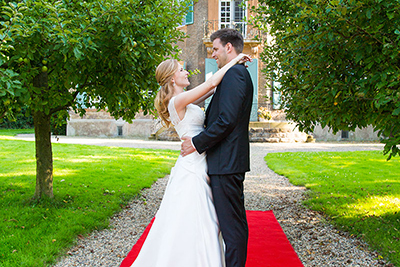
[1,129,399,266]
[266,150,400,266]
[0,129,179,266]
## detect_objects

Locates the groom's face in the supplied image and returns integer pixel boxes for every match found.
[212,38,229,69]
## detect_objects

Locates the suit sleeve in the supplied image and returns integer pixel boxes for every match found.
[192,65,248,154]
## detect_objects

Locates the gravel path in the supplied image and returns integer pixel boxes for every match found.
[30,136,391,266]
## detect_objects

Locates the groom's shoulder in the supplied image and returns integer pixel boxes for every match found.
[232,63,246,70]
[226,63,246,76]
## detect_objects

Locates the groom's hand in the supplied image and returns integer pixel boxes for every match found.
[181,136,196,157]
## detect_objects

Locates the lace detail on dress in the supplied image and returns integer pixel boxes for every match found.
[168,97,181,126]
[167,95,205,138]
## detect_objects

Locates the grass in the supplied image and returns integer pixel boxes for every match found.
[265,150,400,266]
[0,131,179,267]
[0,128,34,136]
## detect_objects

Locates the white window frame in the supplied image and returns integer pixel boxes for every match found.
[218,0,247,37]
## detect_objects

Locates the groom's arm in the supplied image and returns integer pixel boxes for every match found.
[192,65,248,154]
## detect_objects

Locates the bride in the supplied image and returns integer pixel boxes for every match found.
[129,53,250,267]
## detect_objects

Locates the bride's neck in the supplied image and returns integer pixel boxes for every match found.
[173,87,185,96]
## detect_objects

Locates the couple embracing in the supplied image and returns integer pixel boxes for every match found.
[129,28,254,267]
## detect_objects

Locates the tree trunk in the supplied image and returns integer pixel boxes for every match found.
[33,71,53,199]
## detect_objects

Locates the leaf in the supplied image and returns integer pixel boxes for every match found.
[73,47,83,60]
[1,11,13,18]
[393,108,400,116]
[355,52,363,63]
[366,9,372,19]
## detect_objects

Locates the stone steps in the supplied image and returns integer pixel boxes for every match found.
[249,122,308,143]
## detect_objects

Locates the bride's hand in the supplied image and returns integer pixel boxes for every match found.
[237,53,252,65]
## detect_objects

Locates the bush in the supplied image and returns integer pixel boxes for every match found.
[0,107,33,129]
[0,107,67,135]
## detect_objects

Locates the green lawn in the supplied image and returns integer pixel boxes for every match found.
[265,150,400,266]
[0,131,179,267]
[0,128,34,136]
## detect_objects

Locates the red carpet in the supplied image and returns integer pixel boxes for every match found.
[120,210,303,267]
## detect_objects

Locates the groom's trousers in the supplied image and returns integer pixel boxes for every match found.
[210,173,248,267]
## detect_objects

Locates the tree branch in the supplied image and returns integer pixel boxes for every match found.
[54,9,71,46]
[49,72,93,114]
[0,5,24,47]
[50,90,80,114]
[80,5,118,36]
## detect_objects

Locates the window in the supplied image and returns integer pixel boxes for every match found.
[219,0,246,37]
[341,130,349,139]
[185,1,194,25]
[117,126,123,136]
[220,1,231,28]
[179,1,194,26]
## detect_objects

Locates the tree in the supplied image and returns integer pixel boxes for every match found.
[251,0,400,159]
[0,0,191,199]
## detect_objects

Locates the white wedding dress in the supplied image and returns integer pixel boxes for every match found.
[130,97,224,267]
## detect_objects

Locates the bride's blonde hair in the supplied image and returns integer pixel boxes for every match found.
[154,59,179,127]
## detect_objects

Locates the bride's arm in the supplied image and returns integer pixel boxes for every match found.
[192,88,215,105]
[173,54,251,112]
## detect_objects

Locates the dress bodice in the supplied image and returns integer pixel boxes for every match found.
[168,96,205,138]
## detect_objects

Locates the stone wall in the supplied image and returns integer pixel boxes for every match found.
[155,126,180,141]
[312,124,379,142]
[67,109,154,138]
[67,108,380,143]
[155,121,309,143]
[154,121,380,143]
[176,0,208,91]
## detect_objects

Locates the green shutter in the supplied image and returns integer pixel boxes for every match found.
[205,58,258,122]
[204,58,218,109]
[185,1,194,25]
[246,59,258,122]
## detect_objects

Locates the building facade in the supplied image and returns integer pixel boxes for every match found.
[67,0,379,143]
[177,0,274,120]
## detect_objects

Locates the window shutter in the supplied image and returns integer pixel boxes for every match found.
[246,59,259,122]
[185,1,194,25]
[204,58,218,109]
[205,58,259,122]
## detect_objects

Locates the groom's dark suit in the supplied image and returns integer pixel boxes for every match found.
[192,63,253,267]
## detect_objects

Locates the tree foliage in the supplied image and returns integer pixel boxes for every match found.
[1,0,189,122]
[251,0,400,159]
[0,0,190,198]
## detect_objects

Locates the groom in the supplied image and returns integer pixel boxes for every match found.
[181,28,253,267]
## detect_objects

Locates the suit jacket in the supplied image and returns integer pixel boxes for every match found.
[192,63,253,175]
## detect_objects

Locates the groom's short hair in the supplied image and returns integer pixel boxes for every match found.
[210,28,244,54]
